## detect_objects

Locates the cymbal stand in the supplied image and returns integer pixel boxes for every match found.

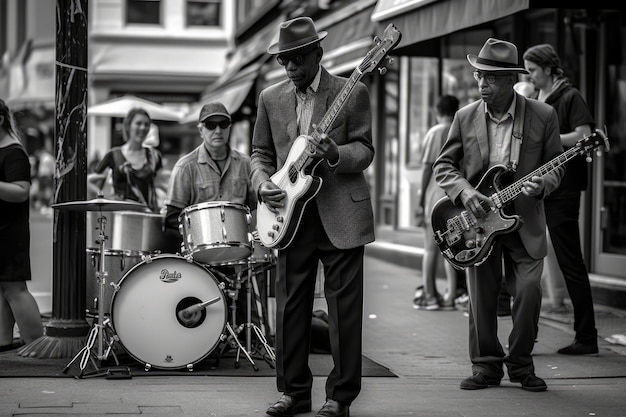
[212,267,258,371]
[64,213,120,377]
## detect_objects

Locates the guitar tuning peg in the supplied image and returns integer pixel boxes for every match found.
[378,67,388,75]
[386,56,395,65]
[585,152,593,163]
[373,36,381,44]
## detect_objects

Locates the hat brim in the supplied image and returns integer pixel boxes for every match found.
[200,112,231,123]
[467,54,529,74]
[267,32,327,55]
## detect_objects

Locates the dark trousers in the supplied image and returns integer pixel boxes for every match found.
[467,232,542,379]
[275,204,364,405]
[546,196,598,344]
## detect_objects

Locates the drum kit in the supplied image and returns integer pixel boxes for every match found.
[53,196,276,378]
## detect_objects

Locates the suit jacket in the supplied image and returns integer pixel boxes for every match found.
[250,66,375,249]
[433,93,564,259]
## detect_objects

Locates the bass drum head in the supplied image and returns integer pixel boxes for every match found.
[111,255,226,369]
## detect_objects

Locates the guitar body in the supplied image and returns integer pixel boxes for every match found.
[256,135,323,249]
[431,165,522,269]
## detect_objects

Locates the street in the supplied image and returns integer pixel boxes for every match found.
[2,208,625,416]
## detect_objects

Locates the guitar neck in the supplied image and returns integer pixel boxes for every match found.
[292,69,364,172]
[314,70,363,136]
[497,145,581,205]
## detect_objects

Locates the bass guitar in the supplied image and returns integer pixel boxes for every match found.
[256,23,402,249]
[431,128,609,269]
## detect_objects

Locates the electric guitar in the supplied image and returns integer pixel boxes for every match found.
[256,23,402,249]
[431,128,610,270]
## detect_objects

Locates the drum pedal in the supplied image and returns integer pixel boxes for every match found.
[105,366,132,379]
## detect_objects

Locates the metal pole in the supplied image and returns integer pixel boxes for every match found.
[20,0,90,358]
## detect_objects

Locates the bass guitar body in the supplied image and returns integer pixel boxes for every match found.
[256,135,322,249]
[431,165,522,269]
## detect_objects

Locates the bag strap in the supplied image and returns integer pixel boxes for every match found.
[509,95,526,172]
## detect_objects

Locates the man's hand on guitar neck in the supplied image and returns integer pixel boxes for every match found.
[460,188,494,219]
[307,132,339,165]
[259,180,286,214]
[521,175,545,198]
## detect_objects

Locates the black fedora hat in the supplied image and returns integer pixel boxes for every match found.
[467,38,528,73]
[267,17,327,55]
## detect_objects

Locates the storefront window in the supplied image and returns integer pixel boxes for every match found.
[398,57,437,229]
[602,23,626,256]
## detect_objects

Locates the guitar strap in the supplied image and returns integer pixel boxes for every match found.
[509,95,526,172]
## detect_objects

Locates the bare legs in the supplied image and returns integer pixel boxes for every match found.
[0,282,43,345]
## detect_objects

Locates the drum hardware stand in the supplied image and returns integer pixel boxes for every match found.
[212,268,259,371]
[243,261,276,367]
[63,213,122,378]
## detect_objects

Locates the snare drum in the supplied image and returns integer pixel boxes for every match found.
[110,254,227,370]
[179,201,252,265]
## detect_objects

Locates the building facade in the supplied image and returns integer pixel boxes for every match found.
[371,1,626,307]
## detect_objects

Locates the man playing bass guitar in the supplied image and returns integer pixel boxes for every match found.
[433,38,564,393]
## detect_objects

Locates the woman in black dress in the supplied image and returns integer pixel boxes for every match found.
[0,99,44,351]
[87,107,162,212]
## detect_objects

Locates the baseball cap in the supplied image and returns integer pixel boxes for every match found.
[199,102,231,122]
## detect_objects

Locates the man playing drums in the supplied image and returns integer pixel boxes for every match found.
[164,102,259,333]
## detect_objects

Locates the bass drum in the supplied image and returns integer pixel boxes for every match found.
[110,255,227,370]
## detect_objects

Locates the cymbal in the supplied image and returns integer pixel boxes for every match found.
[52,198,148,212]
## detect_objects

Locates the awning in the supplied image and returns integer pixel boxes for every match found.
[372,0,530,49]
[318,0,378,73]
[5,40,55,110]
[87,95,183,121]
[217,16,284,86]
[180,71,257,124]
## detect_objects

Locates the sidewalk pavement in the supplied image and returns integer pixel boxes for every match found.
[2,255,626,416]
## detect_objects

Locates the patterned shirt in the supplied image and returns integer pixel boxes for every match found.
[165,144,256,211]
[295,67,321,135]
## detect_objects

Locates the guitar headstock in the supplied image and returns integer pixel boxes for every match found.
[358,24,402,76]
[574,127,610,161]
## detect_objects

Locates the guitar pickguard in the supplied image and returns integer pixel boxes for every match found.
[431,166,521,269]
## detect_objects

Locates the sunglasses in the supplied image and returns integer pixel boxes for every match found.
[204,120,231,130]
[276,47,317,67]
[473,71,512,84]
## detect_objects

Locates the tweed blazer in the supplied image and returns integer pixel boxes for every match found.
[250,66,375,249]
[433,93,564,260]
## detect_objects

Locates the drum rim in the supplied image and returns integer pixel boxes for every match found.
[86,247,155,257]
[180,201,250,214]
[109,253,228,369]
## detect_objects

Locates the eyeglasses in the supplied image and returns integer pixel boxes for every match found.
[473,71,511,84]
[204,120,231,130]
[276,47,317,67]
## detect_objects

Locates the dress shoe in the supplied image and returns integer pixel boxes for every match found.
[315,399,349,417]
[266,394,311,417]
[460,372,501,390]
[557,339,599,356]
[510,372,547,392]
